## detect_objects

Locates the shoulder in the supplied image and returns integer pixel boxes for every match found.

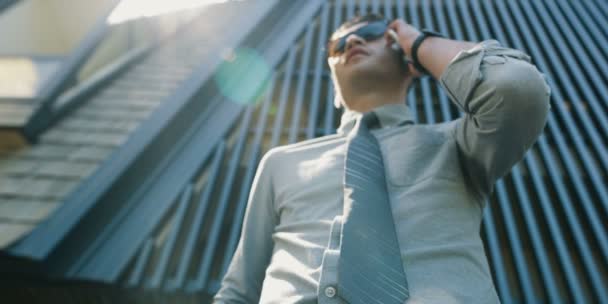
[257,134,344,187]
[404,120,462,143]
[261,133,344,162]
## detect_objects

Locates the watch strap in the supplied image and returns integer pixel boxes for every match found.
[411,29,445,76]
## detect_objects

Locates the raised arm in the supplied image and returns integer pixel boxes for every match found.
[389,20,551,202]
[213,150,279,303]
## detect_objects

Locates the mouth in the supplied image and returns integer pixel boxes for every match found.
[346,49,369,63]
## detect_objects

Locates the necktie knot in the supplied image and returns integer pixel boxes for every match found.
[360,111,380,130]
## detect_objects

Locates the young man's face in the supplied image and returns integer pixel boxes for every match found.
[327,21,404,108]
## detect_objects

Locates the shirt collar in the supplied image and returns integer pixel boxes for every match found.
[337,102,415,134]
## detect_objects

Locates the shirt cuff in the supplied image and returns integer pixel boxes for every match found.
[439,39,536,110]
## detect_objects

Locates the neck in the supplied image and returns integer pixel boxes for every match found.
[341,78,412,113]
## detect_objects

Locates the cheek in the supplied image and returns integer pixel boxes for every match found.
[381,50,403,71]
[330,63,348,80]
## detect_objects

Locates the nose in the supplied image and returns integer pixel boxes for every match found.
[345,34,365,52]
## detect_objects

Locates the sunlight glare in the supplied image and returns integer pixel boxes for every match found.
[107,0,237,24]
[0,58,39,98]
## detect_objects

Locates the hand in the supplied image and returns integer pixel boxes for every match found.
[384,19,423,78]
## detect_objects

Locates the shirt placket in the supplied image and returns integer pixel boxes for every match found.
[317,215,347,304]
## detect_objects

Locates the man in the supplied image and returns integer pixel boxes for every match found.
[214,13,551,303]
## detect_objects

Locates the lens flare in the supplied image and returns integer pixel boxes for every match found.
[213,47,271,106]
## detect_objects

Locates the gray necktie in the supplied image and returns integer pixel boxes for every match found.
[338,111,409,303]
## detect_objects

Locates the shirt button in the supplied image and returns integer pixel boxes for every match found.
[325,286,337,298]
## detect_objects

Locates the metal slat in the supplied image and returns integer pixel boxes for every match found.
[495,1,607,302]
[423,0,446,124]
[582,0,608,38]
[412,0,436,124]
[219,75,278,279]
[270,49,297,148]
[323,0,344,135]
[146,184,193,289]
[165,142,226,291]
[494,179,536,302]
[287,24,315,144]
[513,0,608,272]
[359,0,368,12]
[383,0,391,18]
[510,164,563,302]
[469,1,563,302]
[371,0,380,13]
[513,0,608,214]
[522,144,589,302]
[480,9,593,300]
[188,106,255,291]
[431,0,454,122]
[215,151,260,286]
[126,238,154,287]
[323,85,336,135]
[531,1,608,174]
[347,0,356,19]
[306,2,330,140]
[546,1,608,110]
[478,1,596,298]
[475,1,582,302]
[564,1,608,61]
[396,0,419,123]
[590,0,608,20]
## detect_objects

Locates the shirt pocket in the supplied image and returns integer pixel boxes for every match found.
[381,127,452,187]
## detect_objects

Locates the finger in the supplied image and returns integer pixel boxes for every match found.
[387,29,399,42]
[384,32,393,47]
[388,19,405,31]
[387,20,399,32]
[383,29,391,42]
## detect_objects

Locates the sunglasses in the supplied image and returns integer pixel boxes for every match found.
[327,21,389,57]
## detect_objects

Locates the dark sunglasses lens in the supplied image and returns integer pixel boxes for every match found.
[359,23,386,39]
[330,37,351,56]
[330,22,387,56]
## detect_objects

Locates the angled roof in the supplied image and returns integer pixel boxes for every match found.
[0,33,200,248]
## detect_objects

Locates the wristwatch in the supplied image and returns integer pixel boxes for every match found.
[411,29,445,76]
